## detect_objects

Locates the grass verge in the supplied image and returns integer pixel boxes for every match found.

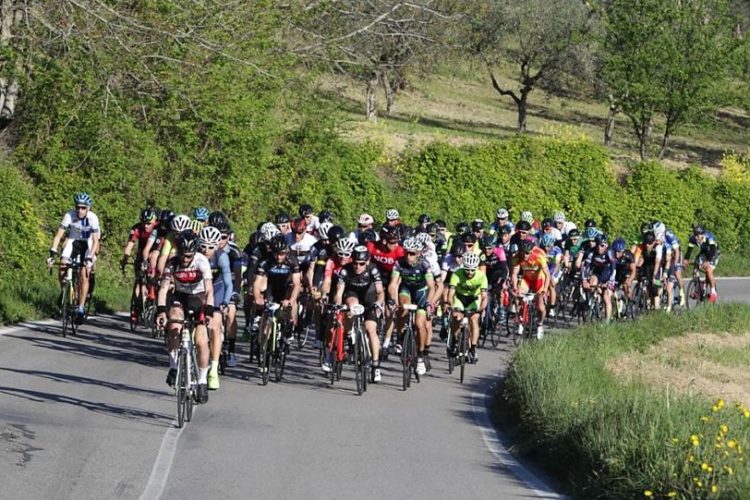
[503,304,750,499]
[715,253,750,277]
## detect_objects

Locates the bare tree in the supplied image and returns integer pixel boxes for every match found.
[465,0,595,132]
[293,1,454,120]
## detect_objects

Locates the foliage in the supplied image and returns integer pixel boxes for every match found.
[503,304,750,499]
[603,0,742,160]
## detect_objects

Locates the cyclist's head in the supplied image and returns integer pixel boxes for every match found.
[426,222,438,238]
[568,228,581,243]
[471,219,485,233]
[455,221,470,235]
[318,222,334,242]
[386,209,400,222]
[140,207,157,224]
[352,245,370,264]
[171,214,192,233]
[595,233,609,252]
[481,235,496,250]
[177,230,198,259]
[612,237,627,253]
[584,218,596,229]
[275,211,290,232]
[208,210,227,228]
[199,226,222,254]
[318,209,334,224]
[693,225,706,237]
[496,208,509,220]
[290,216,307,235]
[450,241,466,258]
[335,237,356,259]
[380,224,400,244]
[270,235,289,260]
[540,234,555,249]
[358,228,378,245]
[159,210,175,230]
[520,239,535,255]
[402,238,422,261]
[327,225,346,246]
[418,213,431,226]
[516,220,532,238]
[463,252,480,272]
[520,211,533,224]
[298,203,314,217]
[193,207,209,222]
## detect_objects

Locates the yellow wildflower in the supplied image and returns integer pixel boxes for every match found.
[688,454,695,462]
[720,424,729,434]
[694,477,704,488]
[711,484,719,494]
[724,465,734,475]
[728,439,737,449]
[667,493,677,498]
[702,462,711,471]
[691,434,700,447]
[671,437,680,444]
[701,416,711,423]
[643,491,653,498]
[717,399,725,409]
[743,408,750,418]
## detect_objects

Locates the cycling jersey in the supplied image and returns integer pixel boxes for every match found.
[545,246,563,276]
[449,268,488,297]
[392,258,433,291]
[337,263,382,316]
[208,249,234,307]
[163,252,212,295]
[128,221,158,253]
[60,209,100,241]
[583,248,616,285]
[367,240,404,275]
[512,247,547,279]
[686,231,719,261]
[286,232,318,266]
[480,247,509,284]
[160,232,179,257]
[256,255,301,301]
[614,250,635,283]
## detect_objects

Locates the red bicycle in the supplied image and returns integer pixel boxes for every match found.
[325,304,346,385]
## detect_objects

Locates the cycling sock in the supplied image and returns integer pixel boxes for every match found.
[169,350,178,369]
[209,360,218,373]
[382,338,390,349]
[198,367,208,384]
[228,338,236,353]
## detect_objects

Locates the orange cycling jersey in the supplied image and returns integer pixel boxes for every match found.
[512,247,548,278]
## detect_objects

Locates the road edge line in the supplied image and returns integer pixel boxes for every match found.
[471,378,569,500]
[139,422,184,500]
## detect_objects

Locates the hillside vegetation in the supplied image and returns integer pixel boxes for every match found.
[0,1,749,322]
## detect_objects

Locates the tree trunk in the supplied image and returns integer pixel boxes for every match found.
[604,96,618,146]
[0,0,20,123]
[637,116,652,161]
[365,71,378,121]
[517,89,530,132]
[380,70,395,114]
[658,129,671,160]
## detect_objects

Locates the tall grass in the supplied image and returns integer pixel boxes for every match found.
[504,304,750,499]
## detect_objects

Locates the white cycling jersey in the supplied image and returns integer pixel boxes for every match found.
[286,232,318,265]
[60,210,100,241]
[163,252,212,295]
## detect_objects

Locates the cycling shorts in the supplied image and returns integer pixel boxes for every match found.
[590,267,613,284]
[398,286,429,311]
[518,274,545,294]
[452,293,480,313]
[170,292,207,322]
[62,240,91,264]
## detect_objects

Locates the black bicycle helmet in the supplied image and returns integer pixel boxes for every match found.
[327,225,346,245]
[450,242,466,257]
[568,228,581,239]
[520,239,535,254]
[481,235,496,248]
[516,220,532,232]
[435,219,447,229]
[461,232,478,244]
[455,222,470,235]
[584,218,596,229]
[159,209,175,230]
[177,230,199,255]
[298,204,314,217]
[208,211,228,228]
[418,213,431,225]
[358,228,378,245]
[471,219,485,231]
[319,209,334,223]
[270,235,289,254]
[595,233,609,245]
[640,222,653,235]
[141,207,157,224]
[426,222,438,236]
[380,224,400,242]
[275,212,290,225]
[400,225,415,240]
[352,245,370,262]
[542,217,554,229]
[643,232,656,244]
[693,225,705,236]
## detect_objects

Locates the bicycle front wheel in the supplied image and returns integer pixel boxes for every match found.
[686,280,701,310]
[176,349,187,428]
[459,327,469,384]
[402,329,412,391]
[354,330,364,395]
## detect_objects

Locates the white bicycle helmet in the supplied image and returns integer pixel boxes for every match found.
[260,222,280,241]
[402,237,423,253]
[415,232,431,247]
[521,211,533,223]
[318,222,334,240]
[335,237,356,256]
[554,211,566,223]
[496,208,509,219]
[357,213,374,225]
[463,252,480,270]
[171,214,192,232]
[385,209,400,221]
[653,221,666,241]
[199,226,222,250]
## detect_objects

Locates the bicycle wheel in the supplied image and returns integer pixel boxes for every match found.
[354,329,364,395]
[129,291,138,332]
[490,306,502,347]
[686,279,701,310]
[60,284,71,337]
[186,349,197,420]
[69,281,80,336]
[459,326,469,384]
[402,328,411,391]
[176,349,186,428]
[258,319,271,386]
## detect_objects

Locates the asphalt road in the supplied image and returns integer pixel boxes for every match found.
[1,277,747,500]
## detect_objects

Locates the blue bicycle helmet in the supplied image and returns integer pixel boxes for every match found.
[612,238,627,252]
[193,207,210,222]
[74,192,92,207]
[540,234,556,248]
[584,227,599,240]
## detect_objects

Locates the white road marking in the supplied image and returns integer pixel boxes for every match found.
[471,382,568,500]
[139,422,185,500]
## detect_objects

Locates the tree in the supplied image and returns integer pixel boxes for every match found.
[466,0,595,132]
[293,1,453,120]
[603,0,742,160]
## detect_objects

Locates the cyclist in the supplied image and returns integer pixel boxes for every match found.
[509,220,533,256]
[120,207,158,323]
[561,228,583,271]
[509,239,550,339]
[198,226,233,390]
[479,234,508,321]
[212,213,242,367]
[310,222,336,348]
[684,225,719,303]
[243,223,279,335]
[553,211,576,237]
[389,237,436,376]
[540,233,562,317]
[299,204,319,236]
[417,213,431,232]
[47,192,100,324]
[582,234,616,321]
[435,220,450,261]
[471,219,486,242]
[350,213,377,242]
[156,230,214,404]
[540,218,562,244]
[519,210,539,234]
[489,208,513,236]
[333,246,385,382]
[253,235,302,345]
[193,206,209,227]
[275,212,291,236]
[318,209,334,224]
[384,209,402,228]
[497,223,514,259]
[612,237,637,305]
[633,228,663,309]
[368,225,404,354]
[320,237,355,372]
[447,252,487,364]
[156,214,192,277]
[141,209,174,278]
[287,216,318,291]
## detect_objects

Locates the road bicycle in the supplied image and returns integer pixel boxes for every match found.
[400,304,420,391]
[167,311,200,428]
[686,265,710,309]
[479,284,507,348]
[448,310,477,384]
[258,302,291,386]
[295,289,315,350]
[348,304,371,396]
[51,259,85,337]
[506,292,538,345]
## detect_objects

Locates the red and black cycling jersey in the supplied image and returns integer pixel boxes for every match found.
[129,221,158,253]
[336,263,382,295]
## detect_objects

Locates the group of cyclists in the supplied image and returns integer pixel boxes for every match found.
[47,193,721,403]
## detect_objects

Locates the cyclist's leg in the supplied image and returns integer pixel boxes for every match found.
[226,298,238,359]
[413,287,430,352]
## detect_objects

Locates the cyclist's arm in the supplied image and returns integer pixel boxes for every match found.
[204,278,215,311]
[510,264,520,291]
[91,232,101,258]
[375,281,385,306]
[334,279,345,306]
[289,272,302,304]
[50,226,66,254]
[219,253,233,306]
[253,273,267,304]
[157,274,172,308]
[388,272,401,302]
[425,273,436,306]
[541,264,552,293]
[304,261,315,290]
[122,240,136,260]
